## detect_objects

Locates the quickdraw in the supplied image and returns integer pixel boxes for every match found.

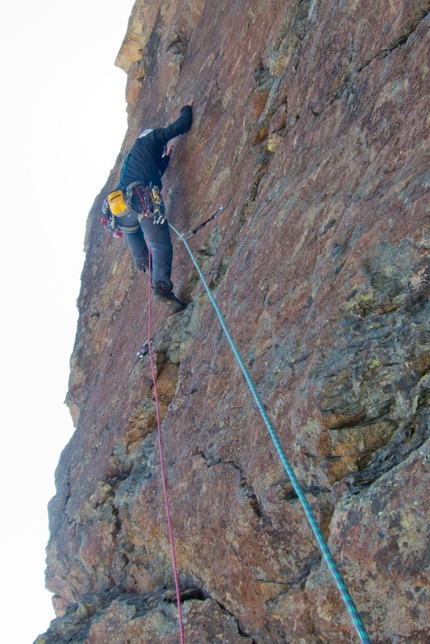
[133,183,166,225]
[136,338,151,359]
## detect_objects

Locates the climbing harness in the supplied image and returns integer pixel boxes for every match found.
[143,250,185,644]
[101,183,166,238]
[165,216,372,644]
[133,183,166,224]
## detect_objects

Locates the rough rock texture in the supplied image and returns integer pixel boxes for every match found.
[37,1,430,642]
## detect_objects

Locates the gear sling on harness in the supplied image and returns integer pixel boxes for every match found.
[101,183,166,236]
[133,183,166,224]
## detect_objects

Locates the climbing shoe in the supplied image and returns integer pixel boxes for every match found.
[153,281,186,313]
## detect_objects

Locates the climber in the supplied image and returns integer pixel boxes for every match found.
[103,100,193,313]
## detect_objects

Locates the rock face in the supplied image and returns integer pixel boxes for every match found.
[37,1,430,642]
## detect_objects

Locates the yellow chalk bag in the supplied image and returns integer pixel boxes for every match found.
[107,189,128,216]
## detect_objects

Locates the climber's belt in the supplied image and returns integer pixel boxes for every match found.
[127,182,166,225]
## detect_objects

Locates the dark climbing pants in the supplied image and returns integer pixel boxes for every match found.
[124,218,173,290]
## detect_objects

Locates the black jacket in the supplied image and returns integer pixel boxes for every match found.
[118,105,193,191]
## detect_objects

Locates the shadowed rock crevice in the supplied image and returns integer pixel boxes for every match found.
[197,450,264,518]
[340,401,429,496]
[362,5,430,64]
[208,598,257,643]
[36,586,256,644]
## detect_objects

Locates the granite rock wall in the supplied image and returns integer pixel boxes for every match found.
[37,1,430,642]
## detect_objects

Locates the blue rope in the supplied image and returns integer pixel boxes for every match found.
[169,222,372,644]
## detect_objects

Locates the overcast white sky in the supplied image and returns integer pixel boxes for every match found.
[0,1,135,641]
